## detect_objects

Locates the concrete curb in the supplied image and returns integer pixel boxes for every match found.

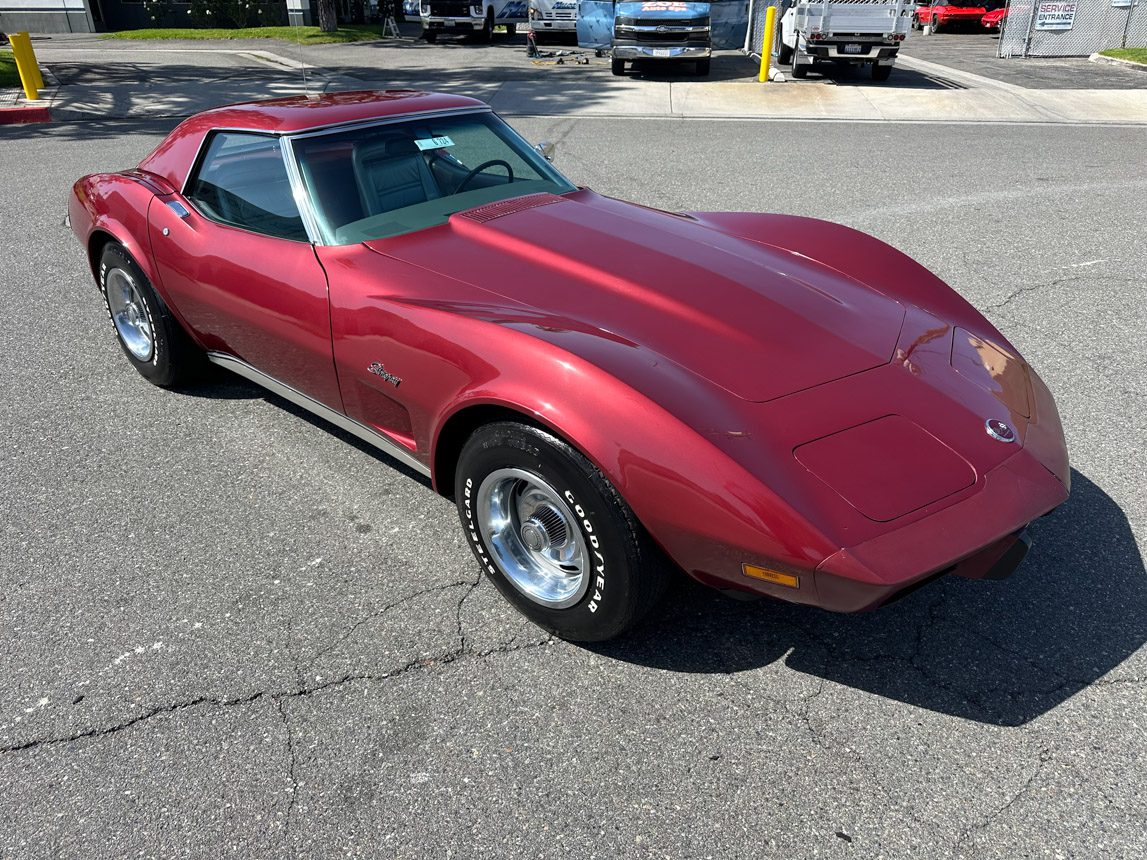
[1089,53,1147,74]
[0,105,52,124]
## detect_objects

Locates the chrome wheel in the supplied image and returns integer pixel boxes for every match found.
[477,468,589,609]
[106,268,154,361]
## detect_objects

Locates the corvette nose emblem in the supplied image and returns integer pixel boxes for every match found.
[985,419,1016,443]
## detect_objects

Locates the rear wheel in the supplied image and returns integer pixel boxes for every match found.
[871,62,892,82]
[98,243,202,387]
[791,45,809,78]
[611,57,625,75]
[422,30,438,42]
[455,422,666,642]
[696,58,711,76]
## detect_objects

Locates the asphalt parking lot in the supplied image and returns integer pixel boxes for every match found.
[900,31,1147,89]
[1,51,1146,859]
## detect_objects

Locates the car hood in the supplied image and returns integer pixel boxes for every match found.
[365,190,905,403]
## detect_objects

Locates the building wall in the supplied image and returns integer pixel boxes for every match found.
[0,0,95,33]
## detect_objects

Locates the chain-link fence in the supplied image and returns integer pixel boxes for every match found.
[998,0,1146,57]
[744,0,788,58]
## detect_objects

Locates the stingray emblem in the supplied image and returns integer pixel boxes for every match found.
[368,362,402,387]
[985,418,1016,443]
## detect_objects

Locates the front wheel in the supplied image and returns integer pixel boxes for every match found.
[611,57,625,76]
[777,37,793,65]
[505,23,516,35]
[98,243,202,387]
[422,30,438,43]
[455,422,666,642]
[931,17,942,32]
[479,10,493,42]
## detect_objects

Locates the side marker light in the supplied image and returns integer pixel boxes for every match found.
[742,564,800,589]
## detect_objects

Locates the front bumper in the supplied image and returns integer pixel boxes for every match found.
[612,44,711,60]
[811,448,1067,612]
[530,20,577,31]
[423,17,481,30]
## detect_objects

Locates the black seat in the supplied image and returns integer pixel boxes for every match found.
[352,136,440,216]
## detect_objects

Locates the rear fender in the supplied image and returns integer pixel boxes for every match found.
[71,173,164,295]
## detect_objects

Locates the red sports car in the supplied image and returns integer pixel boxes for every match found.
[981,7,1008,29]
[914,0,988,30]
[69,91,1069,641]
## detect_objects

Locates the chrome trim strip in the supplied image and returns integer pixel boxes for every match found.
[279,135,324,246]
[207,352,431,477]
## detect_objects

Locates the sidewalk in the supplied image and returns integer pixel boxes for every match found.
[18,32,1147,125]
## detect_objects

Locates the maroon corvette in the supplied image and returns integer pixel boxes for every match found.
[69,91,1069,641]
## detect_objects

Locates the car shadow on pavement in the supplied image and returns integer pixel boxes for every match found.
[594,469,1146,727]
[780,61,965,90]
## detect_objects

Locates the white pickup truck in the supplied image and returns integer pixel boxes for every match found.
[420,0,528,41]
[777,0,913,81]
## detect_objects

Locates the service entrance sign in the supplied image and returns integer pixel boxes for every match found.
[1034,1,1077,29]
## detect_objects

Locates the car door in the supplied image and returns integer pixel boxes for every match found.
[148,131,342,410]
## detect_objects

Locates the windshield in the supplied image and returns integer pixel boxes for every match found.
[290,111,576,245]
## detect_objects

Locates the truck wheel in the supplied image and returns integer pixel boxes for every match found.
[791,48,809,78]
[777,38,793,65]
[696,58,710,76]
[479,10,494,42]
[611,58,625,76]
[506,23,516,35]
[423,30,438,43]
[871,62,892,82]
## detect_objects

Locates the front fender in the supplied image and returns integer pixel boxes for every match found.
[685,212,1015,352]
[428,326,840,600]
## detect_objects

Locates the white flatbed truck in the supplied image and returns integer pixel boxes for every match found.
[777,0,913,81]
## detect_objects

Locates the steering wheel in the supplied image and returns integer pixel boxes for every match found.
[455,159,514,193]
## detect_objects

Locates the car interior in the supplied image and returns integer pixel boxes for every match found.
[186,136,309,242]
[185,117,574,245]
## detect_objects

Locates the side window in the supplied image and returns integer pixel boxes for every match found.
[186,132,309,242]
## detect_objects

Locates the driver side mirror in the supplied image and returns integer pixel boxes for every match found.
[534,141,557,162]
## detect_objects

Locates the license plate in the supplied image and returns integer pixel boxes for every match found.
[652,48,672,57]
[444,20,455,26]
[843,43,863,54]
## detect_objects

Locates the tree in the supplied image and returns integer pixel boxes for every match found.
[317,0,338,32]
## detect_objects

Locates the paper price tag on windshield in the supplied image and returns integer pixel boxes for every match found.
[415,136,455,151]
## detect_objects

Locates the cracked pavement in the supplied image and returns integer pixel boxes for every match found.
[1,112,1145,858]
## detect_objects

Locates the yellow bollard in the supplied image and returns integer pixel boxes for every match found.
[9,33,41,101]
[21,33,46,91]
[758,6,777,83]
